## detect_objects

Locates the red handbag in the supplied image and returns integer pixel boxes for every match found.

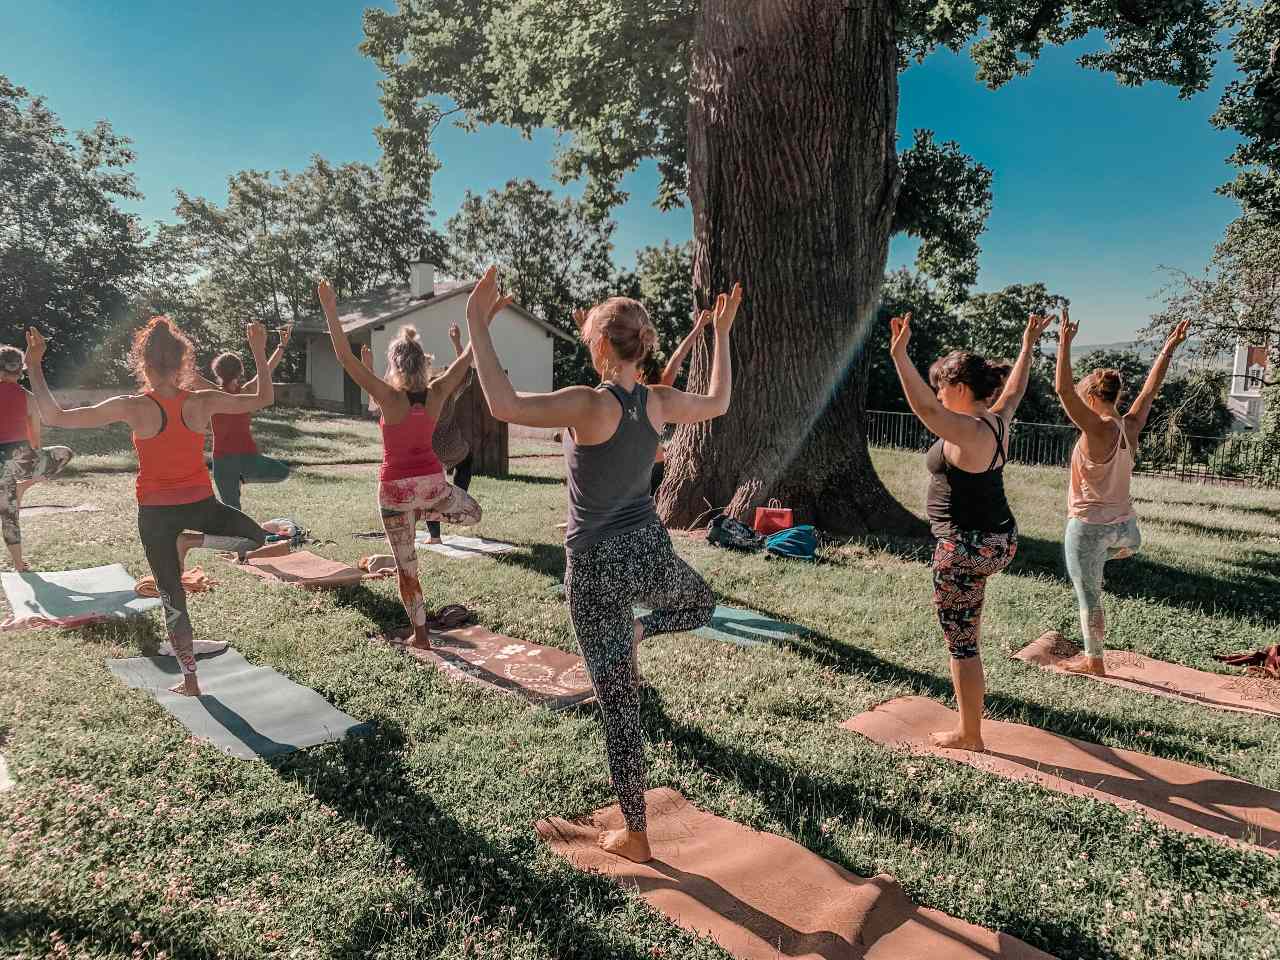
[752,498,794,535]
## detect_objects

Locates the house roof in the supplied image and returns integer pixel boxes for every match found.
[295,278,575,344]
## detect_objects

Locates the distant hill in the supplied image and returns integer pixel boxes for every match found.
[1046,339,1231,373]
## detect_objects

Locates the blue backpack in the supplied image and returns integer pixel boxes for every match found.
[765,525,817,561]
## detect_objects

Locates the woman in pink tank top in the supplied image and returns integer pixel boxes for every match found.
[318,279,481,648]
[1054,311,1190,676]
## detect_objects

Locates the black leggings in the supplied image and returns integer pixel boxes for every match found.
[426,453,474,539]
[138,496,265,673]
[565,520,714,832]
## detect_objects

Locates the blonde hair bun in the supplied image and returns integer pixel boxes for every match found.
[400,325,419,342]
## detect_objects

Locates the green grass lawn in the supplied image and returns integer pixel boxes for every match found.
[3,418,1279,960]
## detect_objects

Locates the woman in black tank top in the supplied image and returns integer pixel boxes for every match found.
[889,310,1052,753]
[467,266,742,864]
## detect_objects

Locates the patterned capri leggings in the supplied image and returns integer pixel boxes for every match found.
[1,443,74,547]
[1064,516,1141,657]
[931,528,1018,660]
[378,472,482,628]
[565,520,715,833]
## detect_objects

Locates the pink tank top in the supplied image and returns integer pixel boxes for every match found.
[0,382,30,445]
[1068,419,1135,524]
[379,390,443,482]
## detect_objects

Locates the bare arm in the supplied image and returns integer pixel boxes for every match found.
[430,344,474,401]
[317,280,397,408]
[26,399,41,449]
[1053,309,1107,434]
[991,312,1053,419]
[887,313,987,445]
[195,323,275,416]
[1127,319,1190,434]
[658,312,710,387]
[24,339,139,431]
[649,291,741,423]
[466,267,600,428]
[241,325,291,392]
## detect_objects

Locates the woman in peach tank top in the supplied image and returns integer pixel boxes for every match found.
[1054,310,1190,676]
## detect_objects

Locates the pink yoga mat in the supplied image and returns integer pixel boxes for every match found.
[844,697,1280,855]
[380,625,595,710]
[233,550,394,590]
[539,788,1056,959]
[1016,631,1280,718]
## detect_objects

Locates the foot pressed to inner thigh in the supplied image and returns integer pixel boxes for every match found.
[598,828,652,863]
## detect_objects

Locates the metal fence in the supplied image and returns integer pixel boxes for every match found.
[865,409,1280,488]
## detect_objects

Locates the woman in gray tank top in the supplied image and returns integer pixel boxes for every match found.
[467,266,742,864]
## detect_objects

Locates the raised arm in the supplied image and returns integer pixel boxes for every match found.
[24,329,138,429]
[429,343,475,404]
[1053,308,1107,434]
[990,312,1053,419]
[650,289,740,424]
[1127,319,1190,433]
[658,310,711,387]
[887,313,987,446]
[241,324,291,392]
[199,323,276,416]
[318,279,397,407]
[467,266,598,429]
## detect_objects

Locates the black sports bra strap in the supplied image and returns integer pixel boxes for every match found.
[978,415,1007,471]
[406,389,428,406]
[148,395,168,434]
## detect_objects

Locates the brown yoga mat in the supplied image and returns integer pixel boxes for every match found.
[538,788,1056,960]
[19,503,100,518]
[1016,631,1280,718]
[232,550,394,590]
[380,625,595,710]
[844,697,1280,855]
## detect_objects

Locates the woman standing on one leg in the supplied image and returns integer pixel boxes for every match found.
[0,345,74,571]
[1054,311,1190,676]
[318,280,481,648]
[890,310,1052,752]
[25,318,276,695]
[190,326,293,511]
[468,265,738,863]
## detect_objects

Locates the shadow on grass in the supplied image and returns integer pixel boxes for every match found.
[272,723,658,959]
[1133,495,1280,521]
[0,907,211,960]
[846,530,1280,627]
[494,542,567,581]
[716,595,1248,768]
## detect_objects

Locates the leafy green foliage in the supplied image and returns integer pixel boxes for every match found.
[1213,3,1280,214]
[0,75,148,384]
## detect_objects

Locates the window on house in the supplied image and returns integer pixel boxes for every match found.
[1246,363,1265,391]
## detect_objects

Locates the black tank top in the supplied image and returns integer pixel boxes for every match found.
[563,382,660,553]
[925,415,1016,539]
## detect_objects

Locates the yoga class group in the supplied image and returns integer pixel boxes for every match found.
[3,265,1203,865]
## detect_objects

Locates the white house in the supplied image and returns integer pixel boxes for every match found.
[297,252,574,414]
[1227,341,1270,430]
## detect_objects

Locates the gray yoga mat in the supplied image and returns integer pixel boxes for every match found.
[635,604,809,648]
[107,649,371,760]
[1,564,160,629]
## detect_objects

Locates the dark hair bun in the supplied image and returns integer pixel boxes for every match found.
[928,351,1011,402]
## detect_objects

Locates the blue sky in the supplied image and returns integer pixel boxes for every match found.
[2,1,1244,343]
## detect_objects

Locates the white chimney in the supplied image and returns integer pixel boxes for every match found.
[409,246,435,298]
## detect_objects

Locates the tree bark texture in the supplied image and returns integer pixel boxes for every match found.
[659,0,925,536]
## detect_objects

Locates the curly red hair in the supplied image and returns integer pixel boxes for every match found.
[129,316,196,390]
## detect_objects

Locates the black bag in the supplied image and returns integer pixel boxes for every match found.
[706,513,765,552]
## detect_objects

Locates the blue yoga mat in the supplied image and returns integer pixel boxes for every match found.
[107,649,371,760]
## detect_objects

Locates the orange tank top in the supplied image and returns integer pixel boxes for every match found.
[133,391,214,506]
[1067,418,1135,524]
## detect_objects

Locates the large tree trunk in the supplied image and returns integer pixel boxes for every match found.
[659,0,924,536]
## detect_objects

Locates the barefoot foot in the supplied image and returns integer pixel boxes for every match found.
[598,828,652,863]
[426,537,443,545]
[407,626,432,650]
[1060,654,1107,677]
[930,728,984,752]
[169,675,201,697]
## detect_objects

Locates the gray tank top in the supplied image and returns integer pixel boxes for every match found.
[564,382,660,553]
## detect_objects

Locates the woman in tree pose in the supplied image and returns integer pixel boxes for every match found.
[318,280,481,648]
[890,310,1052,752]
[189,326,293,511]
[24,318,277,695]
[1054,311,1190,676]
[574,306,712,497]
[0,345,74,571]
[469,265,737,863]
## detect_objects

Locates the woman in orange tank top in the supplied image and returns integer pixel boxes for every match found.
[24,317,279,696]
[1054,310,1190,676]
